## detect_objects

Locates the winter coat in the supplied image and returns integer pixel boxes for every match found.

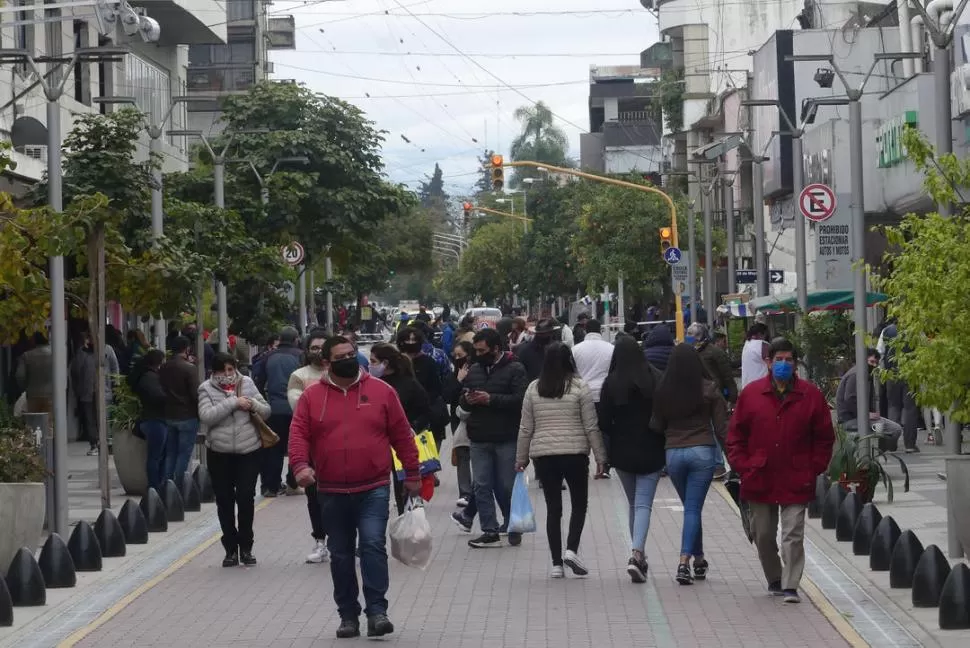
[381,372,432,432]
[696,340,738,404]
[598,377,666,475]
[198,376,270,455]
[515,378,606,465]
[643,325,675,372]
[288,372,420,494]
[130,364,168,420]
[514,338,552,383]
[158,356,199,420]
[251,344,303,415]
[70,347,120,403]
[460,352,528,444]
[727,376,835,505]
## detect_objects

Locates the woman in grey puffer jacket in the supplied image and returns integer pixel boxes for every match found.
[199,352,271,568]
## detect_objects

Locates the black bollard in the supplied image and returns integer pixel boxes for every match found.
[889,530,924,588]
[194,465,215,503]
[140,488,169,533]
[939,563,970,630]
[852,503,882,556]
[68,520,103,572]
[161,480,185,523]
[180,472,202,512]
[912,545,951,608]
[118,499,149,544]
[821,482,847,530]
[5,548,46,606]
[0,575,12,626]
[94,509,127,558]
[808,473,829,519]
[870,515,902,571]
[836,492,863,542]
[37,533,77,588]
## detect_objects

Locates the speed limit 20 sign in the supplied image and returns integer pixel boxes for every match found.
[281,242,305,266]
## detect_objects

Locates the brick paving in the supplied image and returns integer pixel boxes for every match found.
[75,463,850,648]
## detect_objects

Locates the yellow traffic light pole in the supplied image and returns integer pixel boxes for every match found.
[498,159,684,342]
[473,205,533,223]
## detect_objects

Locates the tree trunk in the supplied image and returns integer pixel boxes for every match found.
[87,223,110,510]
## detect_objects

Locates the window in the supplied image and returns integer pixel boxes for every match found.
[188,38,256,68]
[121,53,171,126]
[227,0,256,22]
[14,1,36,76]
[73,20,91,105]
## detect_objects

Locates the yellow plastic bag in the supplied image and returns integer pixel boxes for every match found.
[393,430,441,478]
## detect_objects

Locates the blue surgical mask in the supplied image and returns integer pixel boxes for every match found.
[685,336,696,345]
[369,362,386,379]
[771,360,794,382]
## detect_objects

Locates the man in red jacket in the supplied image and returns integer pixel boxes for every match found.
[290,336,420,639]
[727,337,834,604]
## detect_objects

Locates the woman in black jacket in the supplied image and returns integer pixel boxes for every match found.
[129,350,169,491]
[598,336,666,583]
[370,343,431,514]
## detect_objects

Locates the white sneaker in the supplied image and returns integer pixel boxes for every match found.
[550,565,565,579]
[306,540,329,564]
[456,497,469,507]
[563,550,589,576]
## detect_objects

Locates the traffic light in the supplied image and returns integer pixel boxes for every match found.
[462,201,472,228]
[659,226,673,255]
[490,154,504,191]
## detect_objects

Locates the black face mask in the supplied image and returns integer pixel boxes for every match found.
[330,357,359,379]
[475,352,495,366]
[453,357,467,369]
[400,342,421,354]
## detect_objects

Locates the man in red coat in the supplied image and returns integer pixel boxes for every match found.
[727,337,834,604]
[290,336,421,639]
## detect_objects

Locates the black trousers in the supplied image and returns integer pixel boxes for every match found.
[208,448,261,553]
[260,413,295,493]
[533,454,590,566]
[306,483,326,540]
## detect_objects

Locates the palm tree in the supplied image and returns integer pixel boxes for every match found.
[508,102,572,187]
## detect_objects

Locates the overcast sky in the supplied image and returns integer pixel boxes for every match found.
[270,0,660,195]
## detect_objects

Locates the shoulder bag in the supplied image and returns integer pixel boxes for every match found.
[235,382,279,448]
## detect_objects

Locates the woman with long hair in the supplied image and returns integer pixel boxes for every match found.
[515,343,606,578]
[198,352,271,568]
[651,344,728,585]
[446,341,476,511]
[369,343,430,514]
[599,336,666,583]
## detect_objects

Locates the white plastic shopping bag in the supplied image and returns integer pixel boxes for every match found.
[507,472,537,534]
[389,496,433,569]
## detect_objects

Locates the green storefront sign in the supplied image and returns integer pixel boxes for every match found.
[877,111,918,168]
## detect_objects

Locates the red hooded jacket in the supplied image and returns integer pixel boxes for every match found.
[288,371,420,494]
[727,375,835,505]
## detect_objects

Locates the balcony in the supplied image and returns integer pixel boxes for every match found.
[132,0,227,44]
[267,15,296,50]
[187,65,257,96]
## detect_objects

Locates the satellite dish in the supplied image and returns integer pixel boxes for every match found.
[11,116,47,148]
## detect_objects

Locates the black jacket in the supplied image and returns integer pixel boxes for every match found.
[598,376,666,475]
[643,325,675,372]
[129,364,167,420]
[696,341,738,404]
[382,372,432,431]
[514,338,551,383]
[460,352,528,443]
[158,357,200,420]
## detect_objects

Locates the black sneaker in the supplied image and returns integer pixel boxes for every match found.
[768,580,784,596]
[336,618,360,639]
[693,558,709,580]
[627,557,647,583]
[507,532,522,547]
[367,613,394,637]
[239,550,257,566]
[451,511,472,533]
[676,563,693,585]
[782,589,801,603]
[468,533,502,548]
[222,549,239,568]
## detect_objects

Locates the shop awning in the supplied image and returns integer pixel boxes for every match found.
[717,289,887,315]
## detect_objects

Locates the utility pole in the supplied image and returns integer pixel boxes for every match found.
[751,157,768,297]
[722,165,736,294]
[688,194,698,325]
[703,180,715,328]
[325,254,334,333]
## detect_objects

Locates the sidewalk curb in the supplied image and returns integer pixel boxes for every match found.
[711,483,870,648]
[56,497,276,648]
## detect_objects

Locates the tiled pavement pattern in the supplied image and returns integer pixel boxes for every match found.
[73,459,850,648]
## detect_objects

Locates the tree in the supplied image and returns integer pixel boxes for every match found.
[457,220,525,301]
[518,183,582,300]
[472,149,496,196]
[876,128,970,418]
[509,101,571,187]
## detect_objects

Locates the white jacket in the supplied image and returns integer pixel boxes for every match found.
[571,332,613,402]
[287,364,326,411]
[198,376,270,455]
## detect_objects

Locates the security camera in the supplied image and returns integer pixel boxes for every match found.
[139,16,161,43]
[814,67,835,89]
[800,98,819,125]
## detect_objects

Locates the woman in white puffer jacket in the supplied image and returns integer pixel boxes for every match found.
[514,342,606,579]
[198,352,270,568]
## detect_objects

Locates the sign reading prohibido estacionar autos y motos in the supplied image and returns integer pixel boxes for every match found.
[814,195,853,290]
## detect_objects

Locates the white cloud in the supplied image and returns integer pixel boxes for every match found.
[271,0,659,192]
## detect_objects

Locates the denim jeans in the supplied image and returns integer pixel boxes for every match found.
[260,413,293,493]
[470,440,517,534]
[164,418,199,483]
[665,445,717,557]
[319,485,391,619]
[616,469,662,554]
[141,419,169,491]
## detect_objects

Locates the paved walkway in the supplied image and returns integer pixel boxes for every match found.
[65,460,852,648]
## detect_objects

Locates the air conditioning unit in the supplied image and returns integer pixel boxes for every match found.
[953,65,970,117]
[264,61,274,74]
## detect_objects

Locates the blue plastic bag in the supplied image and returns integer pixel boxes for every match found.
[507,472,537,534]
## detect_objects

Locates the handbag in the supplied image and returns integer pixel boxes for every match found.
[235,382,279,449]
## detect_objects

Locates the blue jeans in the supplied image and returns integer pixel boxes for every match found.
[141,419,169,491]
[616,469,662,554]
[319,485,391,619]
[470,440,517,534]
[164,418,199,483]
[665,445,717,557]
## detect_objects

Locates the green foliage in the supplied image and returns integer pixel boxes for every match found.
[828,427,909,503]
[876,129,970,418]
[472,150,496,196]
[518,184,582,299]
[509,102,572,187]
[653,68,685,133]
[457,220,525,301]
[108,374,140,432]
[0,402,47,483]
[787,312,854,397]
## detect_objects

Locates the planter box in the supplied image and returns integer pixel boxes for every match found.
[946,456,970,559]
[0,482,45,577]
[112,427,148,496]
